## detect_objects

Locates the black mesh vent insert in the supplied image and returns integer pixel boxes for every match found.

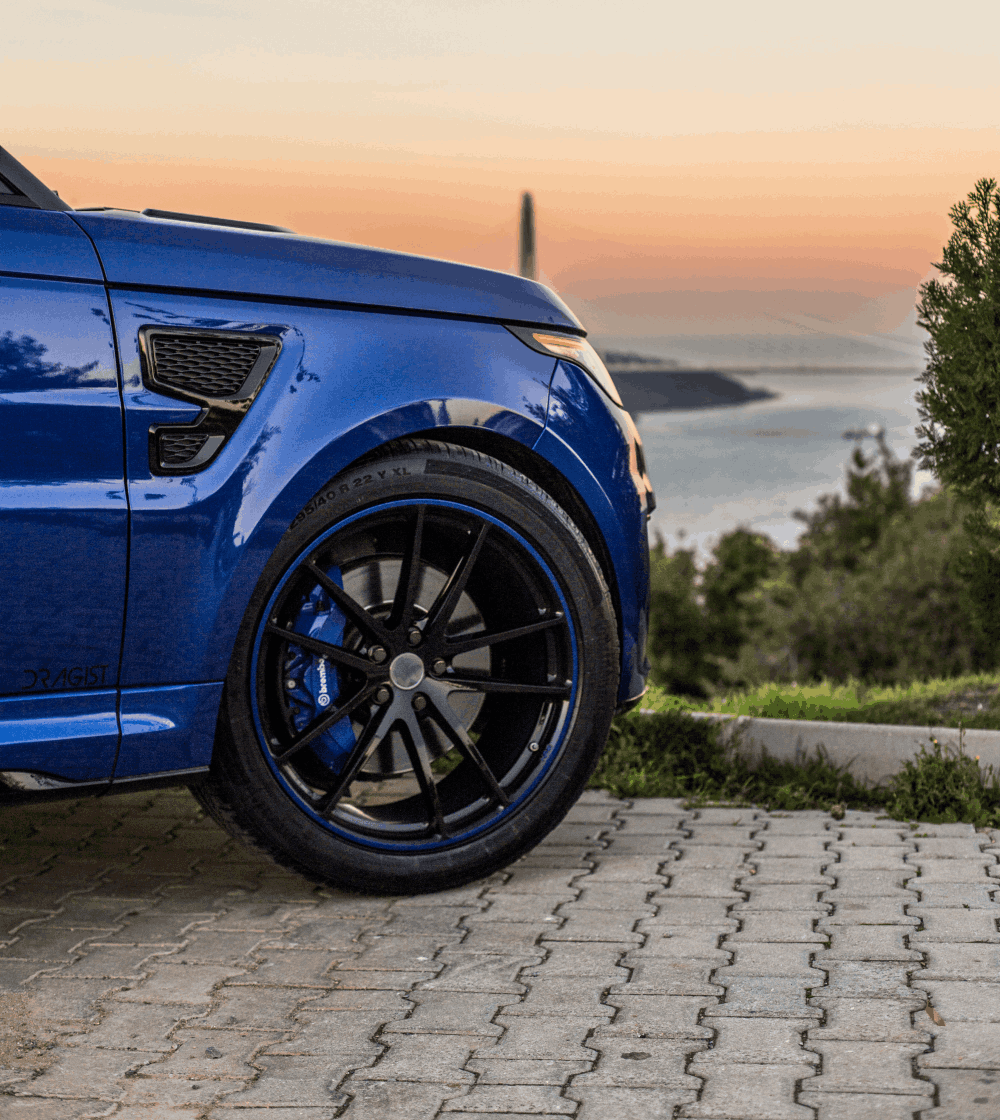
[160,431,211,465]
[150,334,263,398]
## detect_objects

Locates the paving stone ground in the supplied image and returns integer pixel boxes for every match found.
[2,788,1000,1118]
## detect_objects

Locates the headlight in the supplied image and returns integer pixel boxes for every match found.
[506,325,623,409]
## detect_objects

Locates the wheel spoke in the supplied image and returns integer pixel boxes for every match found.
[303,560,392,645]
[314,701,395,813]
[423,693,510,807]
[400,713,447,838]
[388,505,425,630]
[271,681,379,763]
[445,613,565,657]
[444,674,572,699]
[265,623,375,676]
[423,522,489,635]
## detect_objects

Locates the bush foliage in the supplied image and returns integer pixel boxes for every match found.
[647,436,999,695]
[590,710,1000,828]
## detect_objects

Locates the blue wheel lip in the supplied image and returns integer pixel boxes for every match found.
[250,497,580,853]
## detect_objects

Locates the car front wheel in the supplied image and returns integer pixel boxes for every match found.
[191,440,619,893]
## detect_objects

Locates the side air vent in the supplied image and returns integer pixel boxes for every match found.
[158,430,226,468]
[142,330,279,403]
[139,327,282,476]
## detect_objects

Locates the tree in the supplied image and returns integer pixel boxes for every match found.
[916,178,1000,653]
[790,433,912,582]
[916,177,1000,500]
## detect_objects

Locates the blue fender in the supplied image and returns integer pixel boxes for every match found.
[112,290,555,693]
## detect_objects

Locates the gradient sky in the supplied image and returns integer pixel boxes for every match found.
[8,0,1000,365]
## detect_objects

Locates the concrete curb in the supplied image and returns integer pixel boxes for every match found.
[671,712,1000,784]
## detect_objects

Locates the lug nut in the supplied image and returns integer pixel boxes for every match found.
[285,679,297,690]
[407,628,423,647]
[375,686,392,705]
[431,659,447,676]
[370,646,387,663]
[412,694,427,711]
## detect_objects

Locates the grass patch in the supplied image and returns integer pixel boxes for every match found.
[590,708,1000,826]
[639,674,1000,729]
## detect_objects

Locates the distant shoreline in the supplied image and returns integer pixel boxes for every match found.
[603,357,922,378]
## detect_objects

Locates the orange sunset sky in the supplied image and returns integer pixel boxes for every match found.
[7,0,1000,367]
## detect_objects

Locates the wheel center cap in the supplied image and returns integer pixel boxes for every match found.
[389,651,425,690]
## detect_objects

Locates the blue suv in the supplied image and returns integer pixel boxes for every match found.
[0,145,652,892]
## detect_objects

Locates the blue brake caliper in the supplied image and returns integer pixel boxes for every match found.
[285,566,358,772]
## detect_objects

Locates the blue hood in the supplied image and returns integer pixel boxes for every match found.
[71,210,582,331]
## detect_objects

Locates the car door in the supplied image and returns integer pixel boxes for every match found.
[0,206,126,784]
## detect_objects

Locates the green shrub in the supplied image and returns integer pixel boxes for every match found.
[590,709,877,811]
[882,738,1000,828]
[591,710,1000,827]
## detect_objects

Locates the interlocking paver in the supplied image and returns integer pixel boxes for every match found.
[465,1055,591,1084]
[458,921,556,952]
[797,1091,930,1119]
[11,788,1000,1116]
[917,980,1000,1021]
[713,942,825,979]
[909,860,997,882]
[911,909,1000,941]
[633,924,733,960]
[919,1069,1000,1118]
[570,1085,698,1118]
[647,896,738,924]
[62,1001,193,1051]
[597,993,717,1038]
[581,856,671,883]
[755,836,831,857]
[379,991,511,1035]
[706,980,819,1020]
[500,976,615,1017]
[909,882,1000,907]
[477,1017,600,1060]
[440,1084,576,1112]
[219,1055,369,1106]
[418,951,542,993]
[807,996,931,1043]
[540,910,644,942]
[348,1034,475,1082]
[912,837,989,858]
[349,1084,463,1120]
[821,897,919,925]
[921,942,1000,978]
[527,941,628,978]
[742,857,835,883]
[670,845,757,868]
[569,882,657,909]
[658,869,745,898]
[680,1062,816,1118]
[730,884,830,912]
[820,960,924,1000]
[728,913,825,942]
[690,1018,817,1066]
[805,1042,934,1094]
[920,1021,1000,1068]
[816,925,922,961]
[572,1036,706,1087]
[613,954,722,995]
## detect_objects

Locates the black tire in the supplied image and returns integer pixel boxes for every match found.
[191,439,618,893]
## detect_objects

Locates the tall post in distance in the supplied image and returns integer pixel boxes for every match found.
[518,191,537,281]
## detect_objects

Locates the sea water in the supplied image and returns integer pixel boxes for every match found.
[635,370,930,558]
